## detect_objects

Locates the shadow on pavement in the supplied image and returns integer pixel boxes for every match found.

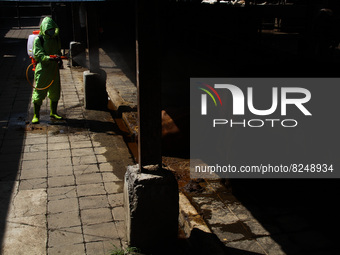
[231,178,340,254]
[0,27,35,250]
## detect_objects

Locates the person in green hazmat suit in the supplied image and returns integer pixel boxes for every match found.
[31,17,63,124]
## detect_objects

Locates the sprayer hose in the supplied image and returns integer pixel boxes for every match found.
[26,62,58,91]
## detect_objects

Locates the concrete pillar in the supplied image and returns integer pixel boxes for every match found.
[124,165,179,253]
[137,0,162,169]
[71,2,82,42]
[69,3,86,68]
[83,70,107,110]
[69,42,86,67]
[85,2,100,73]
[83,3,107,110]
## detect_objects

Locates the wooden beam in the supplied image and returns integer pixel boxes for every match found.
[136,0,162,170]
[71,3,82,42]
[86,3,100,73]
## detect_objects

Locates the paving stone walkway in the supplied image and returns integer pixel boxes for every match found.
[0,24,134,255]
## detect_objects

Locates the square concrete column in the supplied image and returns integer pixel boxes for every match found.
[69,41,86,67]
[83,70,107,110]
[124,165,179,253]
[82,3,107,110]
[137,0,162,168]
[85,2,99,73]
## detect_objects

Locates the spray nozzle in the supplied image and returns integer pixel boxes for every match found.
[49,55,68,61]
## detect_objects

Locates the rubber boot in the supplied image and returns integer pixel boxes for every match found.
[32,103,40,124]
[50,101,63,120]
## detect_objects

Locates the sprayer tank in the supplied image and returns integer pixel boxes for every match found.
[27,30,40,57]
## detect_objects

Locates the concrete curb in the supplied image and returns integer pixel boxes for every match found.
[179,192,211,235]
[107,86,136,117]
[179,192,226,255]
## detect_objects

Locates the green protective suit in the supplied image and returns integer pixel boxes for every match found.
[32,17,62,105]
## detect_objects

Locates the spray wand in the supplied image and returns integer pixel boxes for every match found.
[26,55,68,91]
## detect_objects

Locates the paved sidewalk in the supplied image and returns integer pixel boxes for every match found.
[0,25,134,255]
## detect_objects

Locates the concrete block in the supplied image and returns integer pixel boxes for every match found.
[24,144,47,153]
[48,150,71,159]
[48,142,70,151]
[112,206,125,221]
[77,183,106,197]
[1,215,47,255]
[85,240,121,255]
[83,222,118,242]
[104,181,122,194]
[48,186,77,201]
[102,172,120,182]
[48,197,79,214]
[124,164,179,253]
[19,178,47,190]
[79,195,109,210]
[22,151,46,161]
[69,41,86,67]
[48,157,72,167]
[83,70,108,110]
[48,175,75,188]
[108,193,124,208]
[75,172,102,185]
[7,189,47,218]
[73,164,100,174]
[70,140,93,149]
[48,211,81,229]
[48,165,73,177]
[71,148,94,157]
[48,243,85,255]
[99,162,114,172]
[21,159,47,170]
[81,208,112,225]
[72,155,97,165]
[48,226,83,247]
[114,220,127,243]
[20,168,47,180]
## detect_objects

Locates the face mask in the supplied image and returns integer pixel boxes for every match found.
[46,29,55,37]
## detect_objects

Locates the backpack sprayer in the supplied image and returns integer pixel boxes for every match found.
[26,30,67,90]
